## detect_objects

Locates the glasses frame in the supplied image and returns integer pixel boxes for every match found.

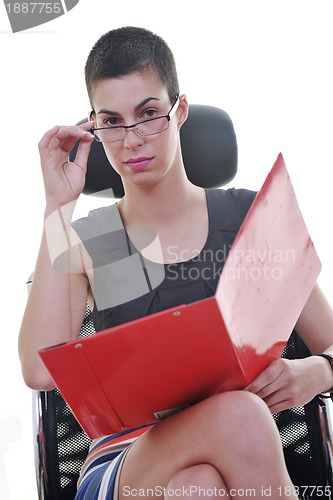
[90,94,180,144]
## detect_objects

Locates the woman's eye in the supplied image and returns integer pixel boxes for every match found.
[104,117,120,127]
[142,108,157,119]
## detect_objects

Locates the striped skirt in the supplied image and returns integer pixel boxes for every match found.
[75,424,155,500]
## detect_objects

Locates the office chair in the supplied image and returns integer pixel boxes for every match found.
[32,104,333,500]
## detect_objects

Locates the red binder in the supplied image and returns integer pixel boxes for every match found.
[39,154,321,438]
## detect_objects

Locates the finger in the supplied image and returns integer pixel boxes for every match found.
[64,120,94,135]
[244,359,285,394]
[244,369,275,393]
[39,122,94,154]
[263,383,303,413]
[38,125,65,169]
[72,134,94,172]
[38,125,61,152]
[51,124,94,146]
[266,397,290,414]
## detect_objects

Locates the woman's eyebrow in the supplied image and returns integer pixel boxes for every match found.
[134,97,160,111]
[96,108,120,116]
[96,97,160,116]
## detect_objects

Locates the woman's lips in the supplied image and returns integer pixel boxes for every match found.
[125,157,153,170]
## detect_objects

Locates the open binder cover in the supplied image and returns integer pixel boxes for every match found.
[39,154,321,439]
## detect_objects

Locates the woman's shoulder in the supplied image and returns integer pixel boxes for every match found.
[72,203,122,238]
[205,187,257,221]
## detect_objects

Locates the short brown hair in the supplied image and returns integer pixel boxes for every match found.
[85,26,180,107]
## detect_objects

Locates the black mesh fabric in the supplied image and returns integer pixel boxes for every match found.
[274,331,333,496]
[39,321,333,499]
[40,305,94,500]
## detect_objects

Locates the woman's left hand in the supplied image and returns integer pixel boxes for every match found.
[244,356,326,413]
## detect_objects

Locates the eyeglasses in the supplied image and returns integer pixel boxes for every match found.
[91,94,180,144]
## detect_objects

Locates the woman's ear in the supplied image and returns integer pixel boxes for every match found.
[177,94,189,129]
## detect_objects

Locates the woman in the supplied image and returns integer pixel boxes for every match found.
[19,26,333,499]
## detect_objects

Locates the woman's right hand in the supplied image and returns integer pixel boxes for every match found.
[38,121,95,211]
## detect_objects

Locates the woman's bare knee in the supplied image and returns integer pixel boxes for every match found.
[166,464,227,499]
[184,390,279,454]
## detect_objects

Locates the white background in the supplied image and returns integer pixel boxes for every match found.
[0,1,333,498]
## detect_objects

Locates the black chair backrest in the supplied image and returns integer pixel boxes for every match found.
[69,104,238,197]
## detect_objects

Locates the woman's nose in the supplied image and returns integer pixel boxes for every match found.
[123,126,145,148]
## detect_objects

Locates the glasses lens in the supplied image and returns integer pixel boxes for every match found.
[94,116,170,143]
[137,117,169,136]
[94,128,125,143]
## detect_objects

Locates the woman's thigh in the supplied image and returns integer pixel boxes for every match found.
[118,390,289,499]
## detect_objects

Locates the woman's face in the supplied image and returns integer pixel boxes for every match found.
[90,71,187,191]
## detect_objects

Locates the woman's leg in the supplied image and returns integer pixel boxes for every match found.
[118,391,297,499]
[166,464,228,499]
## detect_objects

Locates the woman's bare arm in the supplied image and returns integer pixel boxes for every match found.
[18,123,94,390]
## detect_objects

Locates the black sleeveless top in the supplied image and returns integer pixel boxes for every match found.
[73,188,256,333]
